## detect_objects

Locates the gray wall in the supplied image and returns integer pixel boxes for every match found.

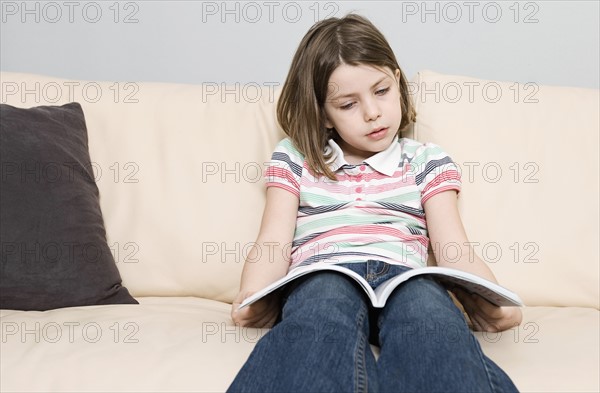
[1,1,598,88]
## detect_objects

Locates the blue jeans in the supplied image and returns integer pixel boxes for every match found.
[227,260,519,393]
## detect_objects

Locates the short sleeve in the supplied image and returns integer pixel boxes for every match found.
[264,138,304,197]
[411,143,462,205]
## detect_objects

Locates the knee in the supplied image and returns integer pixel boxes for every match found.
[285,271,364,302]
[375,278,475,347]
[281,272,368,322]
[379,277,467,328]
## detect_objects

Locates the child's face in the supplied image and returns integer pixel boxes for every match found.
[324,64,402,164]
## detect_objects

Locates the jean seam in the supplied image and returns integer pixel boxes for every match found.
[376,261,390,276]
[470,333,502,392]
[354,303,369,393]
[366,260,391,288]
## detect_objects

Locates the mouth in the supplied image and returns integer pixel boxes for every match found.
[367,127,388,140]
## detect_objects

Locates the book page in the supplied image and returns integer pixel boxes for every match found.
[373,266,523,307]
[238,263,377,309]
[239,264,523,310]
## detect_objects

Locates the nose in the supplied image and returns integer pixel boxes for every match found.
[363,97,381,122]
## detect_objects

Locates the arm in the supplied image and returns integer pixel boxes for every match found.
[423,190,522,332]
[231,186,299,328]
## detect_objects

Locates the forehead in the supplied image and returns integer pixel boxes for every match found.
[327,64,394,95]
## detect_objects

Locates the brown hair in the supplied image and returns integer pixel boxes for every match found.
[277,14,416,180]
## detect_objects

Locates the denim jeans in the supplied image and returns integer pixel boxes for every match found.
[227,260,519,393]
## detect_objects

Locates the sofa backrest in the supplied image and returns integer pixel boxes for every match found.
[409,70,599,309]
[1,71,598,309]
[1,72,285,304]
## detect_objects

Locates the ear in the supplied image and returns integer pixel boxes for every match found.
[325,117,334,129]
[323,107,334,129]
[394,69,401,85]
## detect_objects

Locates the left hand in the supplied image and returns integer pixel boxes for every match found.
[453,288,523,332]
[231,290,281,328]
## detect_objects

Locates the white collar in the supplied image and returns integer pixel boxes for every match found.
[324,136,401,177]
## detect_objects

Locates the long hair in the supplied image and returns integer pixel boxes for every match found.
[277,14,416,180]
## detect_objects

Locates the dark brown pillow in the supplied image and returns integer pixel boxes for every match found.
[0,102,137,310]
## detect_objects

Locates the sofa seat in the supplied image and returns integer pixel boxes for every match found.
[1,302,598,392]
[1,298,254,392]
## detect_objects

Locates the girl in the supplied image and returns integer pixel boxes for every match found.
[228,14,522,393]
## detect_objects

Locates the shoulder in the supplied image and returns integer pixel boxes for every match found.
[267,138,307,183]
[398,137,455,166]
[273,138,305,157]
[399,137,448,158]
[272,138,306,165]
[398,138,460,187]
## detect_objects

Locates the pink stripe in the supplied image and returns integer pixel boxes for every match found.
[266,182,300,197]
[265,167,300,190]
[301,176,417,194]
[303,224,429,249]
[333,168,410,183]
[422,171,460,196]
[421,185,460,205]
[354,206,426,225]
[294,231,428,263]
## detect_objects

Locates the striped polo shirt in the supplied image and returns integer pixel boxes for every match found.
[264,136,461,270]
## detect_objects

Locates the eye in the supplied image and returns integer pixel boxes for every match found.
[340,102,355,110]
[375,87,390,95]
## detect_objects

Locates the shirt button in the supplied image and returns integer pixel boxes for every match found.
[360,165,366,171]
[356,198,362,201]
[355,187,362,193]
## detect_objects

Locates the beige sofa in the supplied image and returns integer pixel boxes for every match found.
[0,70,598,392]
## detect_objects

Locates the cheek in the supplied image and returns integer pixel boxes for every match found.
[341,115,362,133]
[383,100,401,117]
[331,112,352,127]
[389,95,403,116]
[324,107,336,128]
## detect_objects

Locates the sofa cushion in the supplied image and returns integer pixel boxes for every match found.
[410,70,600,309]
[0,102,137,310]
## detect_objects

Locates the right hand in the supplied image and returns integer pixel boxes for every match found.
[453,288,523,332]
[231,290,281,328]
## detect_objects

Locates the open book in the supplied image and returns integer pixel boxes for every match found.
[239,263,524,309]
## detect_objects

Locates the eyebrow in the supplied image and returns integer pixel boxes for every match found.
[329,76,390,101]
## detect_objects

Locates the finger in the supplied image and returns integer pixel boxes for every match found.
[452,292,498,332]
[453,290,478,317]
[264,314,278,329]
[469,315,482,331]
[255,312,277,329]
[472,313,501,332]
[234,302,274,328]
[475,315,497,332]
[472,295,504,319]
[453,289,479,312]
[233,306,260,326]
[253,303,280,328]
[456,290,503,325]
